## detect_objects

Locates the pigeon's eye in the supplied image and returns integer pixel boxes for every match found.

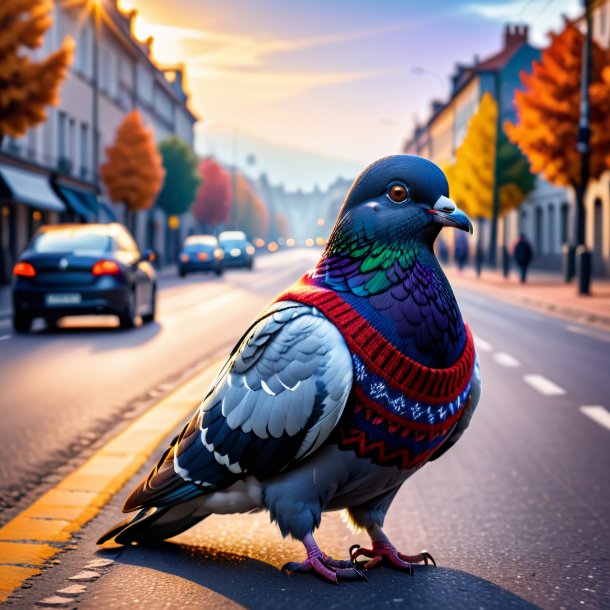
[388,184,408,203]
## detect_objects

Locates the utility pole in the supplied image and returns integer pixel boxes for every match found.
[575,0,593,294]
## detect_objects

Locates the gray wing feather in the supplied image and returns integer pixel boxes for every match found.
[173,300,353,486]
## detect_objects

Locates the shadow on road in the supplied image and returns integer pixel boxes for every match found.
[107,542,538,610]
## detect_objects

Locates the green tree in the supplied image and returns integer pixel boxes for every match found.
[156,136,201,217]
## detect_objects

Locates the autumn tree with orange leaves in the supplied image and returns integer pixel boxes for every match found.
[100,111,165,232]
[506,21,610,193]
[0,0,74,142]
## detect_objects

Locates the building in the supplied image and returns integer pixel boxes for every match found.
[0,0,198,283]
[403,24,573,268]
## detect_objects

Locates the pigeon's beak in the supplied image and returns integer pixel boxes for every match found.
[428,196,473,234]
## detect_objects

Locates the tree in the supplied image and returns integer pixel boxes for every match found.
[156,136,200,217]
[100,111,165,231]
[235,173,269,240]
[505,20,610,189]
[497,131,536,214]
[192,158,232,230]
[453,92,498,221]
[0,0,74,142]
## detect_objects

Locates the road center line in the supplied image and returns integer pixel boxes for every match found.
[493,352,521,367]
[472,334,492,352]
[580,406,610,431]
[523,374,566,396]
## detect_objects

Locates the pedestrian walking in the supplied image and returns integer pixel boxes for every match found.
[454,232,469,271]
[513,233,533,283]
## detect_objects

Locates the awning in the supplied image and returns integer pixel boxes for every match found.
[57,184,99,222]
[0,163,66,212]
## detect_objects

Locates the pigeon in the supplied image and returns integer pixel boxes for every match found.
[98,155,481,584]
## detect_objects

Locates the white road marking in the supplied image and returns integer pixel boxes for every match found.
[566,324,610,343]
[580,406,610,431]
[493,352,521,367]
[523,374,566,396]
[0,335,10,341]
[472,334,492,352]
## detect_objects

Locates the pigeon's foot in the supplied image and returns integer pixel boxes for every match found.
[282,533,367,584]
[349,541,435,572]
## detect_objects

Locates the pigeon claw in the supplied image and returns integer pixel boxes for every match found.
[282,555,367,584]
[349,542,435,573]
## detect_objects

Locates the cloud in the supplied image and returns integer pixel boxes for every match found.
[187,66,397,104]
[134,18,414,102]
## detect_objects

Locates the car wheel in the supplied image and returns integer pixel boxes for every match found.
[13,313,32,334]
[247,259,254,270]
[215,266,224,277]
[141,285,156,324]
[119,287,136,329]
[179,268,187,278]
[45,317,58,330]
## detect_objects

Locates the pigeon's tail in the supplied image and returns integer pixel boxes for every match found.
[97,502,210,546]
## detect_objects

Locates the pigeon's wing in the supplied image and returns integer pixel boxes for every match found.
[429,351,481,461]
[123,301,353,512]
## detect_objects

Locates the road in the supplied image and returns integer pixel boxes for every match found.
[1,249,609,609]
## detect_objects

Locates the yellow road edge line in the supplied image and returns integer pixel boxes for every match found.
[0,358,223,602]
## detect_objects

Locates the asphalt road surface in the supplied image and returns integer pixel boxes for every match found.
[1,249,609,609]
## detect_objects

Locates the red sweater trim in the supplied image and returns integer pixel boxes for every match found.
[276,279,475,405]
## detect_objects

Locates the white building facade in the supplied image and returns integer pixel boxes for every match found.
[0,0,198,283]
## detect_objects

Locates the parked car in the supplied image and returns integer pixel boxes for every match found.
[218,230,255,270]
[178,235,225,278]
[12,223,156,333]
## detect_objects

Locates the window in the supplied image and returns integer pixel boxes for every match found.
[535,207,543,251]
[58,111,68,160]
[548,205,555,252]
[560,203,569,244]
[69,118,76,169]
[80,123,89,178]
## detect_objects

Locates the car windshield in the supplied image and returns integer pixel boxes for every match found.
[31,229,112,253]
[185,236,216,248]
[220,239,245,248]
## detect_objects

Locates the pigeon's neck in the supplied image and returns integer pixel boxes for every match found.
[312,236,466,368]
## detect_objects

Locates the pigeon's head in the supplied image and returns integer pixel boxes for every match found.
[332,155,473,249]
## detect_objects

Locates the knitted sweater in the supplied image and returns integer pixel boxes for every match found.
[276,275,476,470]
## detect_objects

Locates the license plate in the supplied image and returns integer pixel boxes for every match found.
[197,253,209,261]
[45,293,82,306]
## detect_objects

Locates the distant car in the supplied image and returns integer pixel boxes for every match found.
[178,235,224,278]
[12,223,156,333]
[218,230,255,270]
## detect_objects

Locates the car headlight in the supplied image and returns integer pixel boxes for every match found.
[246,245,255,255]
[214,248,224,259]
[230,248,241,257]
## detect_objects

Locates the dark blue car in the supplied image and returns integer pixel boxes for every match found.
[12,223,156,333]
[178,235,225,278]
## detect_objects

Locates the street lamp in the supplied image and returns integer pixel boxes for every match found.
[574,0,593,295]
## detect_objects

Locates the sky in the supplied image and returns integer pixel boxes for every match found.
[118,0,581,191]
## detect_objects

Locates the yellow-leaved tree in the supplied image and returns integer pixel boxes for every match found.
[0,0,74,142]
[100,111,165,232]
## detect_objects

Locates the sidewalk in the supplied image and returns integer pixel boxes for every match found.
[446,266,610,330]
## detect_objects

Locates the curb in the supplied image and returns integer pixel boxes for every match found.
[0,357,223,602]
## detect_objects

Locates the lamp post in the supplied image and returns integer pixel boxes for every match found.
[574,0,592,295]
[411,66,445,99]
[90,0,101,220]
